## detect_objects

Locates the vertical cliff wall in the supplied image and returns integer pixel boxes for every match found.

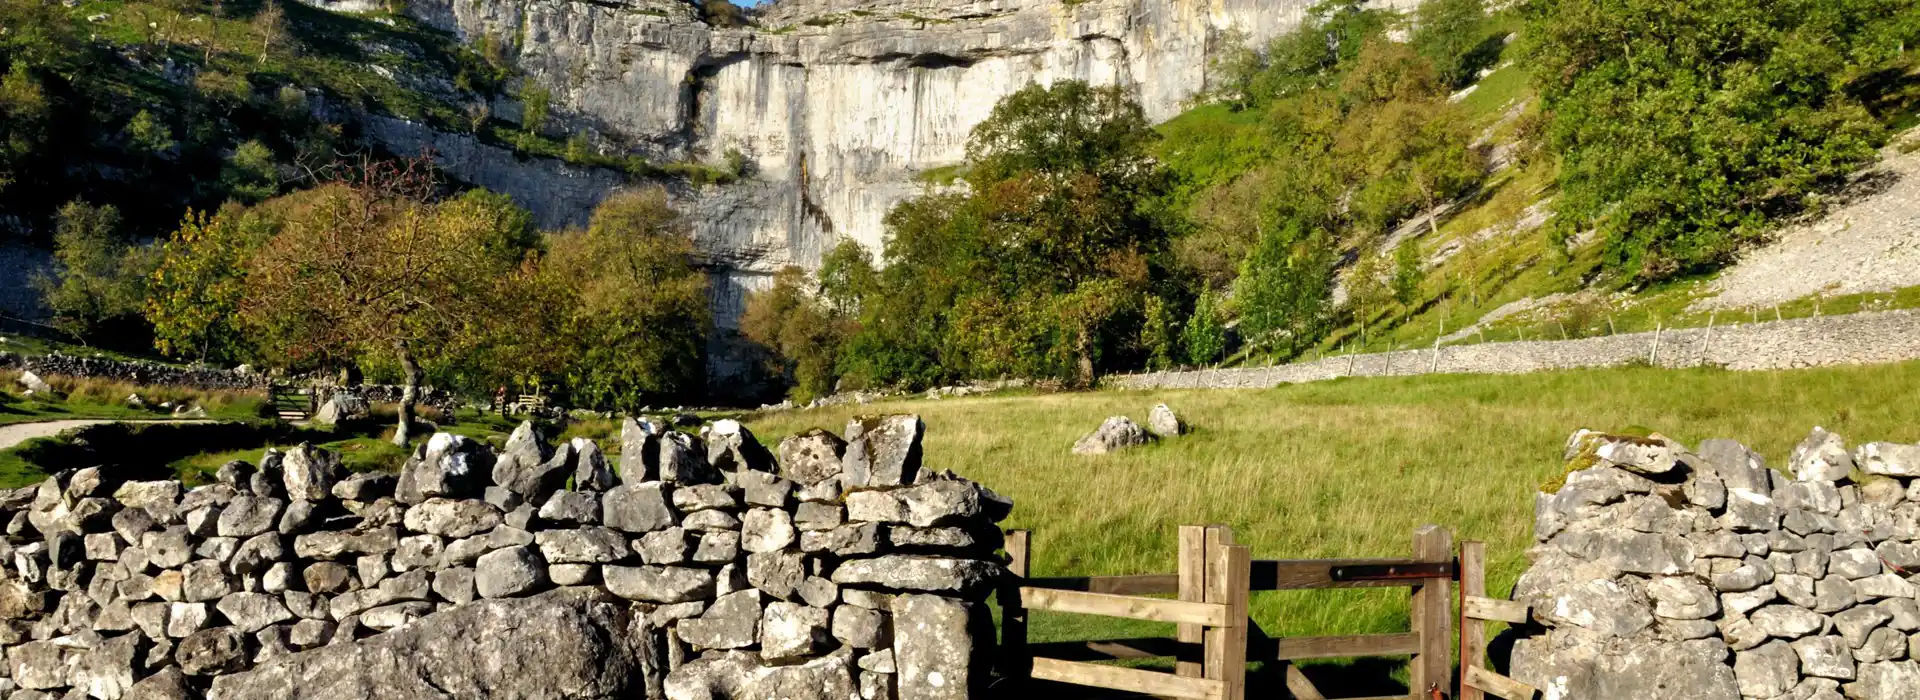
[343,0,1417,327]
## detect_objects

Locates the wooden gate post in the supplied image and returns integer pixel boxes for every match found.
[1458,540,1486,700]
[1202,527,1249,700]
[1176,525,1208,679]
[999,529,1031,683]
[1410,525,1453,698]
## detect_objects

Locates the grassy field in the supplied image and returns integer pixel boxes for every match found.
[738,361,1920,685]
[0,370,265,428]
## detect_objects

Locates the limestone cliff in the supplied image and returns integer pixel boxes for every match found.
[317,0,1399,327]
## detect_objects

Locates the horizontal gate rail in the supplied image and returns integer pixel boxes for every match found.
[1019,587,1230,626]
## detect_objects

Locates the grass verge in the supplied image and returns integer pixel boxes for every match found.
[739,361,1920,686]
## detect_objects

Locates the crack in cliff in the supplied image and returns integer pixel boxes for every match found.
[796,151,836,236]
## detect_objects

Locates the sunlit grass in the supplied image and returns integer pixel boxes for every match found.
[742,362,1920,651]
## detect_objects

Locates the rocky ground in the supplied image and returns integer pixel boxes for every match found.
[1698,140,1920,311]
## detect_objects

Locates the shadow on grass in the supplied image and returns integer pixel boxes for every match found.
[1,418,392,488]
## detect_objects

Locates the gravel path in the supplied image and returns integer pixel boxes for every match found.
[1698,143,1920,309]
[0,419,217,450]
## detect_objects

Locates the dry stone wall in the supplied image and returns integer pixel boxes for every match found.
[1509,428,1920,699]
[1108,309,1920,390]
[0,413,1010,700]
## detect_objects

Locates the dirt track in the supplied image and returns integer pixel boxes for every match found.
[0,419,215,450]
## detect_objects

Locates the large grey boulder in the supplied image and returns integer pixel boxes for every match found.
[1072,416,1150,455]
[1510,634,1738,700]
[706,419,775,474]
[892,594,980,700]
[207,589,648,700]
[831,556,1000,599]
[1791,428,1854,482]
[16,370,54,394]
[844,415,924,486]
[569,438,615,492]
[313,393,371,426]
[778,429,847,486]
[396,433,492,504]
[602,482,675,534]
[664,649,854,700]
[1146,403,1185,438]
[491,421,559,499]
[1856,442,1920,477]
[679,590,763,650]
[618,418,663,482]
[658,432,720,484]
[281,444,343,502]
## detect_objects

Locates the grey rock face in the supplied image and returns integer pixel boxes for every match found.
[892,594,976,700]
[536,527,629,564]
[397,433,493,504]
[663,649,854,700]
[831,556,1000,599]
[1146,403,1185,438]
[569,438,615,492]
[657,432,720,484]
[475,545,548,599]
[281,444,343,502]
[742,509,797,553]
[679,590,762,650]
[1857,442,1920,477]
[402,498,502,538]
[1734,639,1801,698]
[313,393,370,426]
[604,566,715,603]
[1793,428,1854,481]
[178,627,249,676]
[761,601,833,661]
[778,429,847,486]
[1071,416,1151,456]
[539,490,602,525]
[602,483,676,534]
[845,415,925,486]
[494,426,570,502]
[206,589,646,700]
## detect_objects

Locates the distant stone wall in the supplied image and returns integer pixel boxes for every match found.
[1508,428,1920,699]
[0,353,266,392]
[0,413,1010,699]
[1106,309,1920,390]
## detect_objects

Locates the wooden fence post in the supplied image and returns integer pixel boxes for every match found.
[1176,525,1208,679]
[1409,525,1453,698]
[1458,541,1487,700]
[1202,527,1249,700]
[999,530,1031,683]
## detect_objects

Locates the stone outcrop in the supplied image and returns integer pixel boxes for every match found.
[0,413,1008,699]
[304,0,1414,337]
[1507,428,1920,700]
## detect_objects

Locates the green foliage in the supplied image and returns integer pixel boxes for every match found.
[124,110,175,156]
[35,202,159,349]
[1183,289,1227,365]
[147,203,277,362]
[741,267,850,401]
[1411,0,1494,89]
[519,82,551,135]
[221,140,279,204]
[816,240,876,316]
[1140,295,1178,370]
[1523,0,1915,282]
[837,81,1177,388]
[535,189,710,410]
[1392,238,1423,306]
[1235,221,1335,355]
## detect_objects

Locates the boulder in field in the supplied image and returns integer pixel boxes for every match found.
[1146,403,1186,438]
[1072,416,1151,455]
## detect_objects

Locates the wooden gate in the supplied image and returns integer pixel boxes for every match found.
[267,383,313,423]
[999,525,1538,700]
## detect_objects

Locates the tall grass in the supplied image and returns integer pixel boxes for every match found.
[742,362,1920,656]
[0,370,266,426]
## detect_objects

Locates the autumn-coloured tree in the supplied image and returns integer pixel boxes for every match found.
[241,160,536,444]
[537,188,709,411]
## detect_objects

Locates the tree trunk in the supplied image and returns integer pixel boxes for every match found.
[1074,326,1094,389]
[393,342,423,446]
